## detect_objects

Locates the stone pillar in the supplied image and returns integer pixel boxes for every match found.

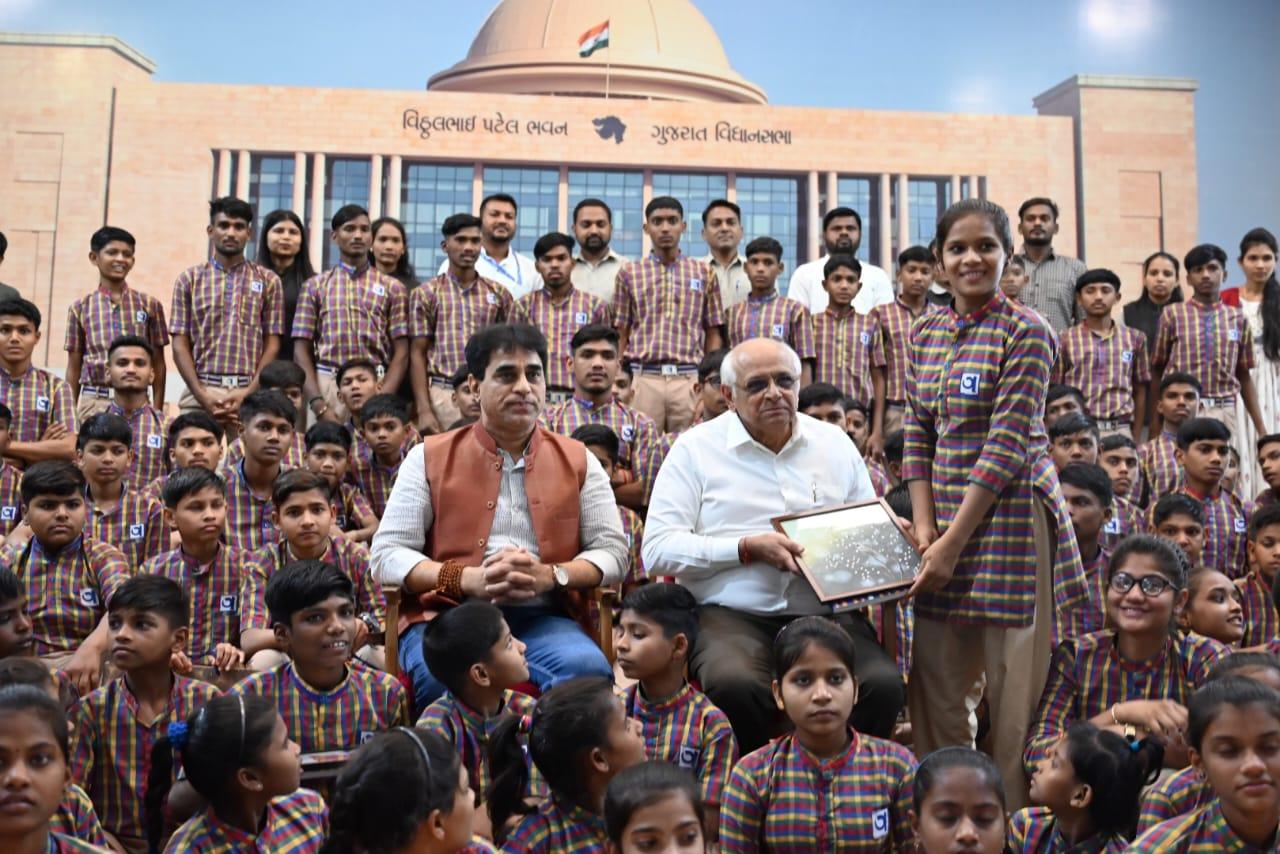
[471,163,484,213]
[825,171,839,211]
[641,169,653,256]
[877,174,892,269]
[950,174,962,205]
[386,156,402,219]
[557,165,569,232]
[896,174,910,259]
[235,151,251,201]
[806,171,821,263]
[291,153,306,213]
[969,175,982,199]
[309,153,326,267]
[368,155,383,219]
[725,172,737,205]
[215,150,232,197]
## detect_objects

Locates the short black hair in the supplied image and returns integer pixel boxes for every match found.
[209,196,254,224]
[897,245,933,267]
[77,413,132,452]
[1110,533,1189,591]
[798,382,845,412]
[479,193,518,217]
[1074,268,1121,295]
[271,468,330,508]
[645,196,683,219]
[571,424,619,464]
[701,199,740,225]
[421,601,508,697]
[572,198,612,224]
[336,359,379,386]
[1099,433,1137,454]
[1058,462,1113,508]
[698,349,727,384]
[0,231,6,260]
[90,226,136,253]
[331,204,369,232]
[465,323,548,380]
[823,254,861,279]
[1159,371,1202,396]
[620,583,699,648]
[1248,503,1280,540]
[0,297,41,330]
[744,236,783,261]
[1046,384,1087,410]
[304,421,352,452]
[166,410,224,447]
[238,389,296,428]
[1184,244,1228,272]
[844,397,869,420]
[822,206,862,232]
[109,575,188,629]
[884,482,912,522]
[1176,417,1231,450]
[359,394,409,426]
[1153,493,1204,528]
[883,430,904,463]
[160,466,225,509]
[1017,197,1059,220]
[107,334,153,362]
[449,364,471,390]
[265,560,354,627]
[1049,412,1099,442]
[21,460,85,504]
[0,565,20,604]
[259,360,305,391]
[569,323,618,353]
[533,231,575,261]
[441,213,482,238]
[1258,433,1280,455]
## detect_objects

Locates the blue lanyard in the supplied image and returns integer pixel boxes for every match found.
[482,251,523,289]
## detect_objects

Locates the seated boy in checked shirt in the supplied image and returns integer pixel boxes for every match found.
[811,255,886,458]
[1152,493,1208,571]
[1098,434,1147,549]
[724,237,814,382]
[231,560,408,753]
[351,394,415,518]
[1257,434,1280,508]
[141,467,250,673]
[103,335,167,490]
[0,404,24,544]
[1048,412,1100,470]
[417,601,539,839]
[1058,462,1114,633]
[449,364,482,422]
[615,583,738,841]
[0,460,131,690]
[1142,371,1202,503]
[141,411,224,506]
[1237,504,1280,649]
[303,421,378,543]
[223,360,308,471]
[1055,268,1150,441]
[0,297,77,467]
[69,575,219,854]
[78,414,167,571]
[243,470,384,671]
[572,425,646,591]
[223,390,295,551]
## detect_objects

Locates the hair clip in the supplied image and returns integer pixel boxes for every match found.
[167,721,189,748]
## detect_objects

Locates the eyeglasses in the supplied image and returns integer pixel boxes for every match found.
[1110,571,1176,597]
[740,373,798,395]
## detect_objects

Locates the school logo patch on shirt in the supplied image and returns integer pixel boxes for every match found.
[371,284,386,297]
[359,730,376,744]
[676,745,700,769]
[574,312,589,325]
[35,397,50,413]
[1121,350,1133,363]
[689,278,703,292]
[1235,518,1248,532]
[135,310,148,324]
[860,331,871,345]
[872,808,890,840]
[771,324,785,339]
[219,595,238,613]
[1229,329,1241,342]
[486,293,497,305]
[79,589,100,607]
[128,523,146,540]
[250,280,264,293]
[621,425,635,442]
[146,434,163,449]
[1104,517,1121,534]
[0,506,15,521]
[959,373,981,397]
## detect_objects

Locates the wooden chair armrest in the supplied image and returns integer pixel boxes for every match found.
[595,585,620,663]
[383,585,402,679]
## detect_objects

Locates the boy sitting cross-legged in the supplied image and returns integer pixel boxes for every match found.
[78,413,167,571]
[303,420,378,543]
[68,575,219,854]
[230,559,408,753]
[615,582,739,840]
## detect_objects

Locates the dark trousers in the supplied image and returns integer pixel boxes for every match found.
[689,605,905,753]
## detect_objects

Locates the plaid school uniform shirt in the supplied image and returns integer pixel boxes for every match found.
[223,461,280,552]
[1079,546,1111,635]
[410,273,512,379]
[612,253,726,365]
[48,834,112,853]
[85,489,166,571]
[292,263,408,369]
[230,660,408,753]
[52,782,111,849]
[724,292,816,357]
[0,461,21,535]
[163,789,327,854]
[246,535,384,630]
[867,460,891,497]
[875,298,933,404]
[1137,765,1210,834]
[619,506,646,586]
[720,729,917,853]
[141,543,255,664]
[1141,430,1182,502]
[542,396,658,486]
[0,363,77,448]
[65,285,170,386]
[169,259,284,377]
[811,308,886,405]
[334,481,377,531]
[1101,495,1147,551]
[1150,485,1251,579]
[350,451,403,519]
[1024,630,1227,772]
[624,682,738,807]
[416,689,541,804]
[1236,571,1280,648]
[348,420,421,475]
[0,537,131,655]
[509,286,610,389]
[642,428,685,504]
[225,432,306,473]
[1054,323,1151,422]
[1128,799,1268,853]
[1153,300,1255,400]
[500,798,607,854]
[1010,806,1127,853]
[105,402,167,489]
[903,292,1093,630]
[69,674,219,840]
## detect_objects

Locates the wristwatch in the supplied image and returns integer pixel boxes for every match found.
[552,564,570,589]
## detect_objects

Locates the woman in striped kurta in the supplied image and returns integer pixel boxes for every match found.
[904,199,1091,810]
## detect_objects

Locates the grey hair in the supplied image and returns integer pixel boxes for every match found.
[720,340,803,391]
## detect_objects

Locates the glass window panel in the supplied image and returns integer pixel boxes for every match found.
[651,172,727,259]
[835,176,879,266]
[482,167,560,254]
[567,169,643,258]
[400,162,475,277]
[736,175,806,278]
[908,178,946,250]
[324,158,371,268]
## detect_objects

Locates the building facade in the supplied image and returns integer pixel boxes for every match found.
[0,0,1197,375]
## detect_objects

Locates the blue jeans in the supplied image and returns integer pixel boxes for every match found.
[399,605,612,715]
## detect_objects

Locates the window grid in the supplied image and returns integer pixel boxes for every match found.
[482,167,560,254]
[247,155,296,261]
[736,174,806,272]
[400,162,475,276]
[324,158,372,268]
[651,172,728,259]
[567,170,644,258]
[835,177,878,266]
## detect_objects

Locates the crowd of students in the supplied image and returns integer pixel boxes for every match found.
[0,189,1275,853]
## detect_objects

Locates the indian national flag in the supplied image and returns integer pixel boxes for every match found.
[577,20,609,58]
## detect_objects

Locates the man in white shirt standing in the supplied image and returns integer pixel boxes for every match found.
[438,193,542,299]
[643,337,906,752]
[700,199,750,309]
[787,207,894,315]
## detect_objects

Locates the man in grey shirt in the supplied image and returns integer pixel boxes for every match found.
[1015,197,1087,333]
[371,323,627,711]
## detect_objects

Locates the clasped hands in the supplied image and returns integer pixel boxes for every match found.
[471,546,556,604]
